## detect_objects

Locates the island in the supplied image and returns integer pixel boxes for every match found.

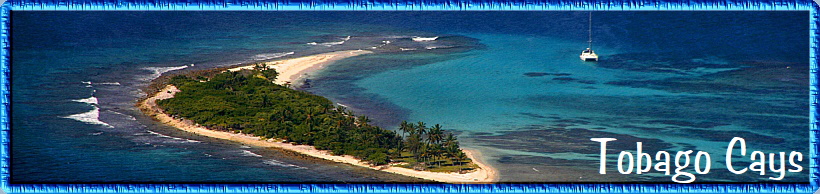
[138,50,498,183]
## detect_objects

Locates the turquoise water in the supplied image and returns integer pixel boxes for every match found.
[308,12,810,182]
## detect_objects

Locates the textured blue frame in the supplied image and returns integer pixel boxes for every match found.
[1,0,818,193]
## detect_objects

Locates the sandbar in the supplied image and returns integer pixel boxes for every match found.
[226,50,372,85]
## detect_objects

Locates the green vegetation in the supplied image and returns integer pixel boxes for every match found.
[156,65,474,172]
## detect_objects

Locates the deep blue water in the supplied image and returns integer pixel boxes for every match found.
[11,11,809,183]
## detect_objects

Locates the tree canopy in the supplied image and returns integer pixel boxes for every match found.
[156,66,471,169]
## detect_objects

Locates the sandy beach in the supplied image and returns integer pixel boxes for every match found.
[227,50,373,85]
[139,51,499,183]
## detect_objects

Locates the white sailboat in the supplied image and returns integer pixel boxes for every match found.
[412,36,439,42]
[580,12,599,61]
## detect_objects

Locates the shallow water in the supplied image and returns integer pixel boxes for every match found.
[309,12,810,182]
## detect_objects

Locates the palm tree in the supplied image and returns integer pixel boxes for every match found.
[399,121,410,138]
[305,107,317,126]
[443,133,457,148]
[336,105,347,114]
[443,133,458,159]
[394,134,406,158]
[407,123,417,136]
[428,124,444,146]
[357,115,371,126]
[419,144,430,164]
[407,133,422,160]
[416,121,427,141]
[454,151,468,172]
[430,143,444,167]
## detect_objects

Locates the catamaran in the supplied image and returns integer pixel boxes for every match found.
[412,36,439,42]
[580,12,599,61]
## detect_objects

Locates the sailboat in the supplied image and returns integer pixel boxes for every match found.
[580,12,599,61]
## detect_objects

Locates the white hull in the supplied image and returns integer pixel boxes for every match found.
[580,53,598,61]
[412,36,439,42]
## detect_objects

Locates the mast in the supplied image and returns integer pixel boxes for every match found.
[588,12,592,49]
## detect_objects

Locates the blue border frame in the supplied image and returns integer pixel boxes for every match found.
[1,1,818,193]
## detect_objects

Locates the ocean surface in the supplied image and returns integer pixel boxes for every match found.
[11,11,809,183]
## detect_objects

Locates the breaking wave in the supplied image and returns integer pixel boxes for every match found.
[142,65,190,81]
[263,159,307,169]
[240,150,263,157]
[97,82,121,86]
[146,130,201,143]
[72,96,98,105]
[106,110,137,121]
[62,106,114,128]
[252,52,295,61]
[307,36,351,47]
[65,89,113,128]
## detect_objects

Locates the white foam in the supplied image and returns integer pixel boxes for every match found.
[62,106,114,128]
[142,65,189,81]
[307,36,350,47]
[89,132,104,136]
[263,159,306,169]
[81,81,92,85]
[252,52,295,61]
[240,150,263,157]
[383,35,412,39]
[321,41,345,46]
[146,130,201,143]
[72,96,98,105]
[400,48,417,51]
[106,110,136,121]
[97,82,121,86]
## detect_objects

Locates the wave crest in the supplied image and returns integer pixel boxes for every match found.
[142,65,189,81]
[252,52,295,61]
[62,106,114,128]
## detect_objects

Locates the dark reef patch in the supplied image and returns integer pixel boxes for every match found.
[472,126,675,155]
[470,132,493,136]
[682,129,785,144]
[595,53,738,73]
[577,80,597,84]
[522,72,572,77]
[646,120,730,128]
[552,123,575,127]
[554,119,591,125]
[552,77,576,81]
[497,155,597,167]
[619,124,670,132]
[519,112,548,119]
[523,72,551,77]
[604,63,807,95]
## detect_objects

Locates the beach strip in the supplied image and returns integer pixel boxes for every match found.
[140,51,499,183]
[227,50,373,85]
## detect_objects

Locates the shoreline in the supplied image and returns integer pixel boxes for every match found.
[139,51,499,183]
[226,50,373,85]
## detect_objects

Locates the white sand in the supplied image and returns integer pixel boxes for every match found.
[139,50,499,183]
[227,50,373,85]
